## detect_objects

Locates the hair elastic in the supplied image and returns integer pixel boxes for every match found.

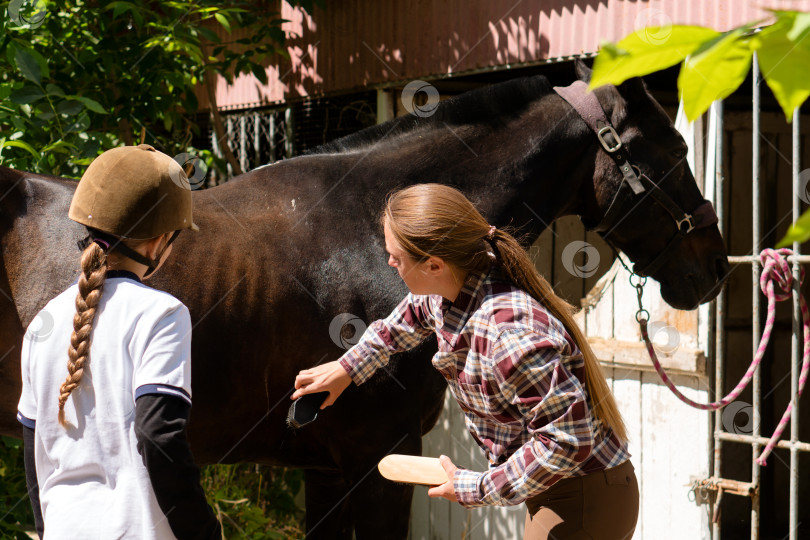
[487,225,496,240]
[93,238,111,251]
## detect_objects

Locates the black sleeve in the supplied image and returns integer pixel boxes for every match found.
[22,425,44,539]
[134,394,221,540]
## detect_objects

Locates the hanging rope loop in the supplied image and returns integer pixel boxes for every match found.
[635,248,810,466]
[760,247,803,301]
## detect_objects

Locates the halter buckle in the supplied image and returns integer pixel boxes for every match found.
[597,125,622,153]
[676,214,695,234]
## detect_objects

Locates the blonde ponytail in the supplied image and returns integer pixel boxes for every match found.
[488,230,628,442]
[385,184,628,442]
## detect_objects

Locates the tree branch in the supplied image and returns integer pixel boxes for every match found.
[202,42,243,177]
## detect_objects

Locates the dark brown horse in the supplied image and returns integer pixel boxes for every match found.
[0,65,728,538]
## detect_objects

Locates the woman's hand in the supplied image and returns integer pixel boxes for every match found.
[427,455,459,503]
[292,360,353,408]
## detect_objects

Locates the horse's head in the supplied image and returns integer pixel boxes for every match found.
[576,62,729,310]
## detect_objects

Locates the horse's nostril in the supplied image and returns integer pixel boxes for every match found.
[716,256,730,283]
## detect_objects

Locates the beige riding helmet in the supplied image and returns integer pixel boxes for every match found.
[69,144,199,238]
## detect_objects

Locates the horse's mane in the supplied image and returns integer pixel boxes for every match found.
[307,75,554,155]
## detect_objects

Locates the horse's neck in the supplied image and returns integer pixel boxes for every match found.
[367,97,598,236]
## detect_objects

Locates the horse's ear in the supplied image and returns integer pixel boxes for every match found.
[617,77,649,102]
[574,59,592,83]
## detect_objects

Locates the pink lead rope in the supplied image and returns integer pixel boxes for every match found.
[638,248,810,466]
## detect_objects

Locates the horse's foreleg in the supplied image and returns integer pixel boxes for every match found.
[304,468,353,540]
[347,430,421,540]
[349,470,415,540]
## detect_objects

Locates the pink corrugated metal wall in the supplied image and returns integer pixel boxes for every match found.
[206,0,810,110]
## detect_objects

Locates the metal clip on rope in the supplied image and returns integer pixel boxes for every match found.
[637,248,810,466]
[631,274,649,323]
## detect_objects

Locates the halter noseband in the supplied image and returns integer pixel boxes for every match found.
[552,80,718,277]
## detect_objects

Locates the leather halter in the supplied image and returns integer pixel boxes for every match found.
[552,81,718,277]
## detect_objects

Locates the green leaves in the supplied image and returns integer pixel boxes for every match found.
[0,436,36,538]
[202,464,305,538]
[590,25,721,89]
[0,139,39,159]
[15,47,41,83]
[677,29,753,121]
[591,24,748,121]
[590,11,810,122]
[754,11,810,121]
[74,96,107,114]
[0,0,293,177]
[591,10,810,249]
[214,12,231,33]
[9,85,44,104]
[252,63,269,85]
[777,211,810,247]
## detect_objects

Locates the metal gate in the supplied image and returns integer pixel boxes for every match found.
[211,107,294,183]
[708,54,810,539]
[210,90,377,182]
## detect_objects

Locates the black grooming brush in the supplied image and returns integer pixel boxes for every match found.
[287,391,329,428]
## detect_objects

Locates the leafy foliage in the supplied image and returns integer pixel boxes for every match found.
[589,10,810,246]
[202,464,305,539]
[590,10,810,123]
[777,210,810,248]
[0,436,34,539]
[0,0,290,177]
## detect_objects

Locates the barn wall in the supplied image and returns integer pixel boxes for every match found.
[201,0,810,110]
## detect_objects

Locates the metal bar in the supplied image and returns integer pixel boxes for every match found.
[790,104,801,540]
[239,114,248,173]
[717,431,810,452]
[210,113,221,184]
[751,53,762,540]
[691,476,758,498]
[708,295,717,444]
[226,116,234,177]
[253,112,261,168]
[268,113,276,164]
[713,99,726,540]
[284,107,294,157]
[713,479,757,498]
[728,254,810,264]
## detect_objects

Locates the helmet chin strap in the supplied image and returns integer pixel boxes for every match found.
[142,231,179,277]
[78,229,180,277]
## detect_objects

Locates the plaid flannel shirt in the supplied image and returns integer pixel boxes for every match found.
[339,270,630,507]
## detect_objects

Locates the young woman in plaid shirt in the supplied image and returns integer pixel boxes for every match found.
[293,183,639,539]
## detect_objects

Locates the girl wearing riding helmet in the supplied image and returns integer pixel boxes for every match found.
[17,144,220,539]
[292,183,639,539]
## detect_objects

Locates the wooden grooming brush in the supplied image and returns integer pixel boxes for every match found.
[378,454,448,486]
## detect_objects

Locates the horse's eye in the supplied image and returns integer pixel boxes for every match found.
[672,147,687,160]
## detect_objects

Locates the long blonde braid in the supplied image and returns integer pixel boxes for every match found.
[58,242,107,427]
